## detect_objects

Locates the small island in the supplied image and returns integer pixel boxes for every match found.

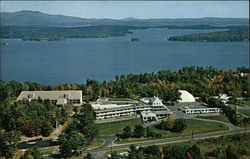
[22,37,65,42]
[168,29,249,42]
[130,37,140,41]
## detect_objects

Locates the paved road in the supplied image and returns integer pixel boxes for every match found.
[83,128,249,159]
[83,116,241,159]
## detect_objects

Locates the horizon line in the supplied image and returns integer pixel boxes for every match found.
[1,10,249,20]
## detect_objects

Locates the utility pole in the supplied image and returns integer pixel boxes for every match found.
[191,117,194,141]
[191,130,194,140]
[56,119,58,129]
[111,141,113,152]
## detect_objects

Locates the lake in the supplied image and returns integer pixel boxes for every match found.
[1,28,248,85]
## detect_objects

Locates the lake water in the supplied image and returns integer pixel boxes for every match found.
[1,28,248,85]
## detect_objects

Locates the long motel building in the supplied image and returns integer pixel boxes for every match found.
[92,97,173,123]
[182,107,222,114]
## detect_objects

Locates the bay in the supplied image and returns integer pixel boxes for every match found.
[1,28,248,85]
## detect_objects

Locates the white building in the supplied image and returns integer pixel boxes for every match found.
[141,111,157,123]
[182,107,222,114]
[140,97,163,106]
[95,105,136,119]
[93,97,172,121]
[17,91,82,106]
[218,93,229,104]
[91,103,132,110]
[178,90,196,102]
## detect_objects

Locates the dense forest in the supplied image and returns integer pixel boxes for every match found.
[0,25,247,41]
[168,29,249,42]
[0,25,145,41]
[0,66,249,103]
[0,25,149,41]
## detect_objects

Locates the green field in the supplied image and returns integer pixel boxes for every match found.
[240,100,250,107]
[238,109,250,117]
[97,118,143,136]
[116,119,228,144]
[198,115,230,123]
[87,138,105,149]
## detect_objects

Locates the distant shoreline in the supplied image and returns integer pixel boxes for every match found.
[1,25,248,42]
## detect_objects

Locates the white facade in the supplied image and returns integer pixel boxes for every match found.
[93,97,172,121]
[141,111,157,123]
[150,97,163,106]
[218,93,229,104]
[183,107,222,114]
[91,103,132,110]
[178,90,196,102]
[17,91,82,106]
[140,97,163,106]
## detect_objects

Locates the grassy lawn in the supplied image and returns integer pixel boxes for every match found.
[116,119,228,144]
[240,100,250,107]
[238,109,250,117]
[198,115,231,123]
[87,138,105,149]
[97,118,143,136]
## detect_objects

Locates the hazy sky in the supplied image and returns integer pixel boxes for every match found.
[1,1,249,19]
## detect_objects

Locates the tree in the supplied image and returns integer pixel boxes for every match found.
[242,117,250,133]
[159,120,166,130]
[146,127,161,138]
[226,145,238,159]
[79,104,98,143]
[123,126,133,138]
[107,151,120,159]
[165,115,174,130]
[187,144,203,159]
[20,146,43,159]
[144,145,161,158]
[59,131,87,157]
[85,153,93,159]
[163,88,181,105]
[172,119,187,132]
[163,145,187,159]
[127,145,145,159]
[134,125,145,138]
[1,100,62,137]
[0,131,21,158]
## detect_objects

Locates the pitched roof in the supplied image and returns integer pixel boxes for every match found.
[17,90,82,101]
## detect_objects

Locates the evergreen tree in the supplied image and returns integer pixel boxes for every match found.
[134,125,145,138]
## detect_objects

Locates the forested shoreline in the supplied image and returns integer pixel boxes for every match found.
[168,29,249,42]
[1,25,247,41]
[1,66,249,103]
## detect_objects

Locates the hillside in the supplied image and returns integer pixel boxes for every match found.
[0,10,249,27]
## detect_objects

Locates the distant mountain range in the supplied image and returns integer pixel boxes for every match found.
[0,10,249,27]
